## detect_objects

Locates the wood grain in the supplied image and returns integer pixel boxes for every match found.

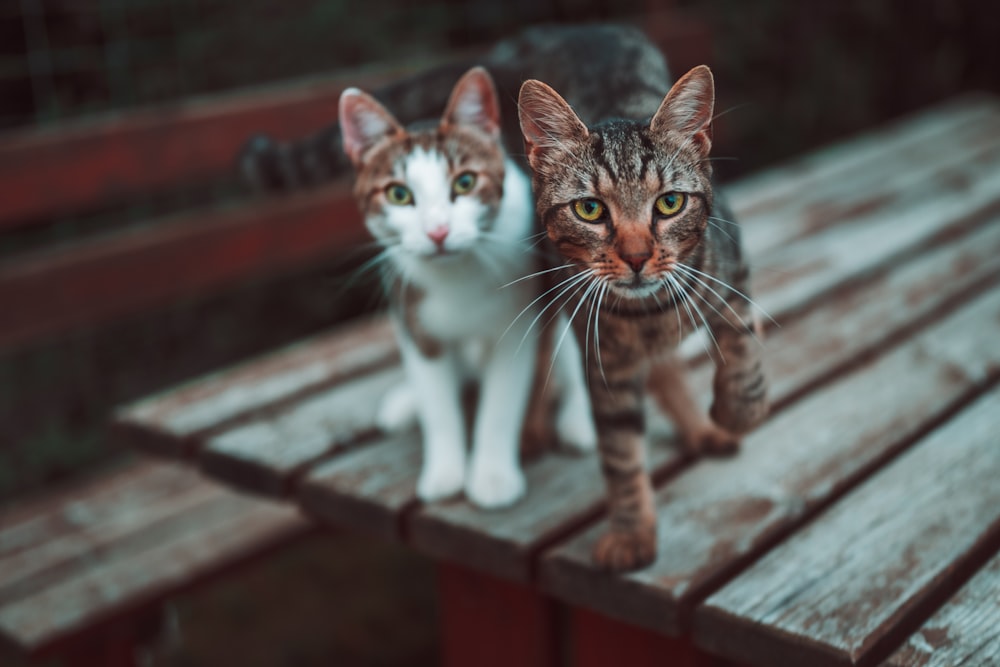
[114,315,396,457]
[540,286,1000,636]
[0,462,309,654]
[199,366,404,496]
[0,65,415,227]
[0,185,370,351]
[695,387,1000,667]
[883,551,1000,667]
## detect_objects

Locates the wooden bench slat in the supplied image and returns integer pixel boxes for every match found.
[749,138,1000,320]
[694,386,1000,667]
[297,432,423,542]
[0,65,418,228]
[0,474,220,604]
[883,550,1000,667]
[734,100,1000,257]
[114,315,396,457]
[199,366,404,496]
[0,492,307,653]
[0,185,370,351]
[726,95,995,219]
[539,285,1000,636]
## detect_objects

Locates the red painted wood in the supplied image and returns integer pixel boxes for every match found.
[571,607,715,667]
[437,563,558,667]
[0,69,408,228]
[0,185,365,350]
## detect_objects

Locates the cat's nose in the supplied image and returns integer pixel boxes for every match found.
[622,251,651,274]
[427,225,449,248]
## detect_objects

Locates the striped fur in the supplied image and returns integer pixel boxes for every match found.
[519,64,769,571]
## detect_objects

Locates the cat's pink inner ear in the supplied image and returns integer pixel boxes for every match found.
[339,88,404,166]
[442,67,501,138]
[517,80,588,168]
[650,65,715,155]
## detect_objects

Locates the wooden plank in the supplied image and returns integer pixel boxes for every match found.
[437,563,559,667]
[727,95,995,220]
[199,366,404,496]
[114,315,396,458]
[883,551,1000,667]
[0,469,218,604]
[0,185,370,351]
[748,135,1000,320]
[540,285,1000,636]
[734,98,1000,258]
[695,387,1000,667]
[0,492,308,654]
[0,63,422,227]
[297,432,422,542]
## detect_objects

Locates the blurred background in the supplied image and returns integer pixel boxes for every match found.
[1,0,998,665]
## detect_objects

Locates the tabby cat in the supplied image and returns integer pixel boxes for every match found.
[337,67,596,509]
[241,25,768,571]
[517,63,768,570]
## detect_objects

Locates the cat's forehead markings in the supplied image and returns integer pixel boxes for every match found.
[405,147,452,204]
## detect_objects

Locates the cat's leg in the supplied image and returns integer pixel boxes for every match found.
[465,322,538,509]
[647,354,739,456]
[706,269,769,434]
[587,364,658,572]
[375,382,419,433]
[397,335,468,502]
[551,314,598,454]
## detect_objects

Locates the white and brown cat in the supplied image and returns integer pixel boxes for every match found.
[338,67,596,508]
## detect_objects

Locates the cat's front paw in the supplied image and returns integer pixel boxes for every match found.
[592,525,658,572]
[710,392,769,435]
[417,459,465,503]
[465,464,526,509]
[684,422,741,457]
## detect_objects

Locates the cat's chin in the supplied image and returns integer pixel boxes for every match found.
[609,278,668,300]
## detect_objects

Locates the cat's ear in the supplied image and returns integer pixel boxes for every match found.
[650,65,715,156]
[518,80,589,171]
[339,88,405,167]
[442,67,501,138]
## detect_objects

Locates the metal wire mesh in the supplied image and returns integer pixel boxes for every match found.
[1,0,643,130]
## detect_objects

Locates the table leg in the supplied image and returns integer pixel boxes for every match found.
[570,606,724,667]
[437,562,559,667]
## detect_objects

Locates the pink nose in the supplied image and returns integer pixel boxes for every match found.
[427,225,449,247]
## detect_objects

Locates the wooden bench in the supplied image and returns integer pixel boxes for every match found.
[0,57,401,667]
[0,459,310,666]
[110,93,1000,666]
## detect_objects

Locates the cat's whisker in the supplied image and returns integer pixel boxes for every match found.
[501,263,575,289]
[668,273,723,360]
[673,264,764,347]
[674,262,778,327]
[501,269,593,348]
[593,281,610,391]
[520,270,594,355]
[545,277,600,390]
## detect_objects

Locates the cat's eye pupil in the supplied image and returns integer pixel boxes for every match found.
[453,172,477,195]
[573,198,605,222]
[386,184,412,205]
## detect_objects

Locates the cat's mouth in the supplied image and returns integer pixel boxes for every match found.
[612,273,667,298]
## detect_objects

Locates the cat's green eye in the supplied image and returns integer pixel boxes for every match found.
[654,192,686,216]
[573,199,606,222]
[385,183,413,206]
[452,172,477,195]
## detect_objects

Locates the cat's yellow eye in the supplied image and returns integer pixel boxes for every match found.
[452,172,477,195]
[385,183,413,206]
[654,192,685,216]
[573,198,606,222]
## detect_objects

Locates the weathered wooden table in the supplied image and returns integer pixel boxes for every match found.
[114,95,1000,667]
